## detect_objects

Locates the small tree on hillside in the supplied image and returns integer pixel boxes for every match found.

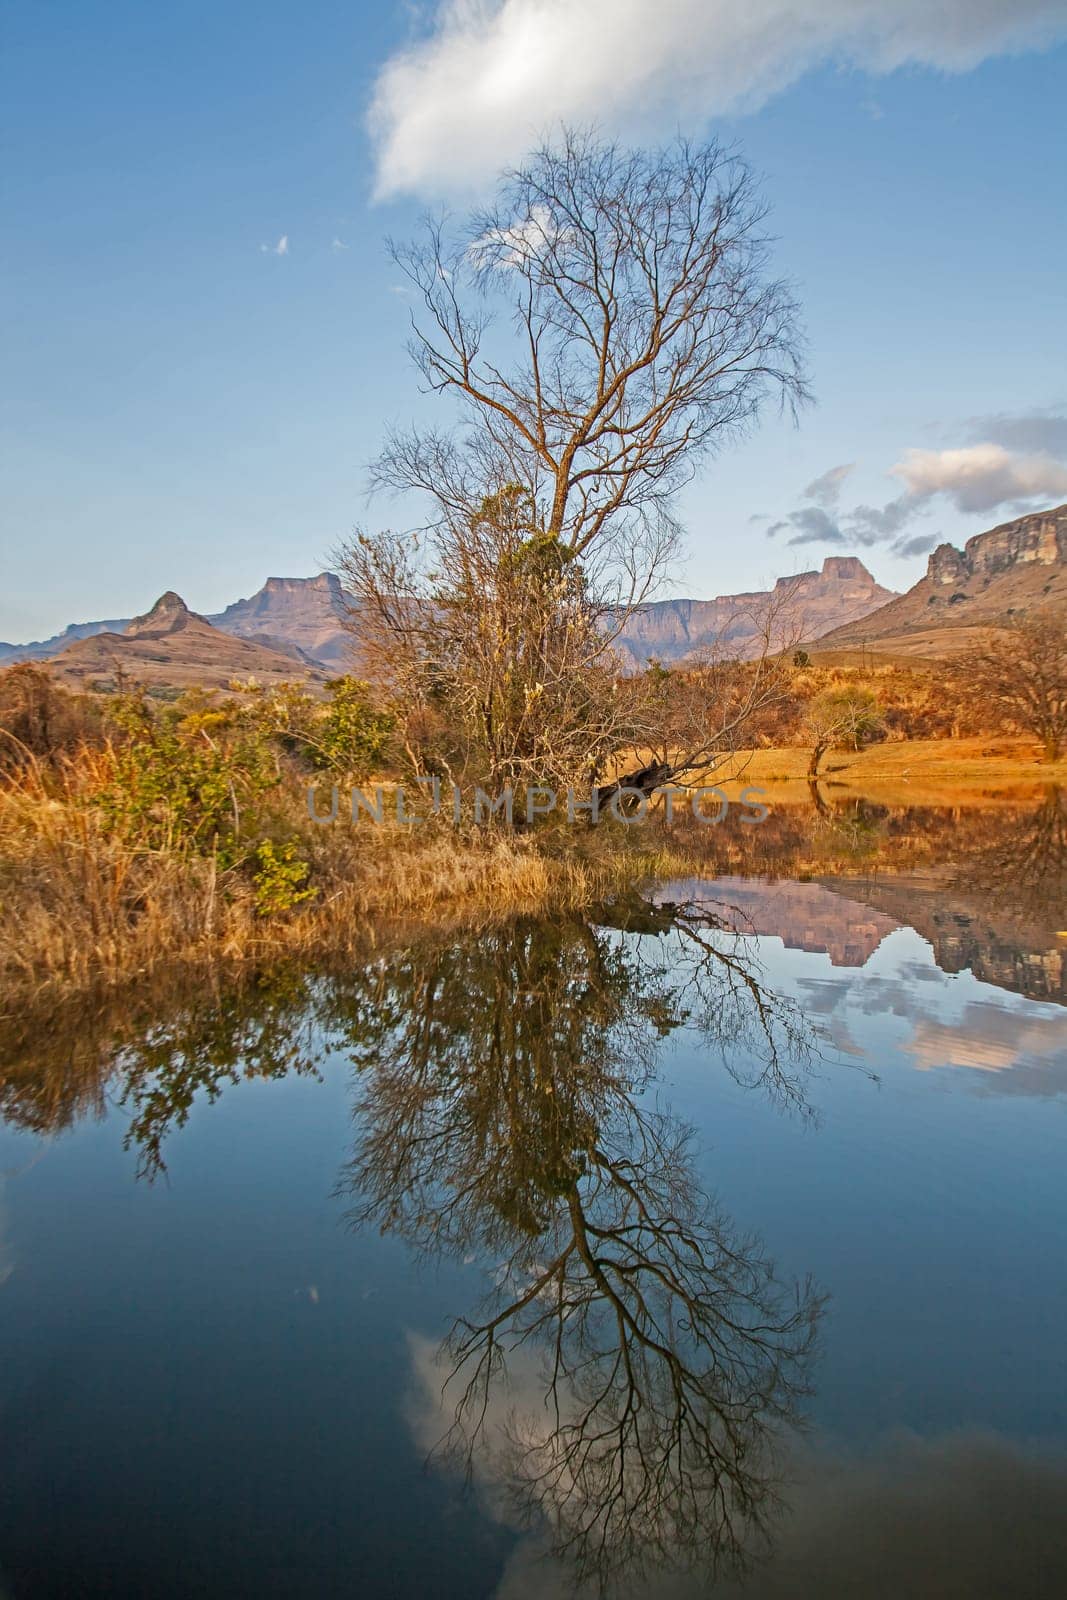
[805,686,885,779]
[958,610,1067,761]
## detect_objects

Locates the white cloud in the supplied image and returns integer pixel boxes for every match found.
[260,234,289,256]
[469,202,562,269]
[892,443,1067,513]
[331,236,349,251]
[368,0,1067,196]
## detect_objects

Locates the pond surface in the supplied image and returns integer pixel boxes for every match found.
[2,793,1066,1597]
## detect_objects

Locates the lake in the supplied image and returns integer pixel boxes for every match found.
[2,791,1066,1597]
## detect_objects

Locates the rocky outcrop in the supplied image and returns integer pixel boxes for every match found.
[125,591,195,637]
[818,504,1067,657]
[928,505,1067,586]
[208,574,353,669]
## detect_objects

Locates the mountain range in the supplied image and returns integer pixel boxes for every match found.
[3,504,1064,687]
[2,556,895,681]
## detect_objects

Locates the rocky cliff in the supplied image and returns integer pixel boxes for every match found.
[612,556,896,668]
[817,504,1067,657]
[208,574,353,669]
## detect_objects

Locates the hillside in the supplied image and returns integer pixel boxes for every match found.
[0,616,133,665]
[46,592,325,693]
[612,556,896,667]
[816,504,1067,658]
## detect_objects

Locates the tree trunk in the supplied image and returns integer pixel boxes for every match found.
[593,761,673,821]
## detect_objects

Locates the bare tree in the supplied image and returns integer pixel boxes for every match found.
[958,609,1067,762]
[804,685,885,780]
[337,130,808,796]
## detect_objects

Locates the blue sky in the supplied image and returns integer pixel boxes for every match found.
[2,0,1066,640]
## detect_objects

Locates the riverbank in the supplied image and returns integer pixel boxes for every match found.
[0,781,695,1008]
[3,734,1062,1010]
[711,736,1067,806]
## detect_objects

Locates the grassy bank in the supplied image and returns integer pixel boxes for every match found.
[712,736,1067,806]
[3,693,1062,1012]
[0,756,694,1007]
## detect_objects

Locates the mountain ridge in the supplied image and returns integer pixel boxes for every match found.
[1,555,897,675]
[817,504,1067,657]
[45,592,326,693]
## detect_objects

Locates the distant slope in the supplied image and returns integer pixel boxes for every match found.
[46,592,324,692]
[0,616,132,665]
[816,504,1067,658]
[612,556,896,667]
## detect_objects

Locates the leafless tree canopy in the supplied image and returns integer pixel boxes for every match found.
[378,130,807,569]
[337,130,808,796]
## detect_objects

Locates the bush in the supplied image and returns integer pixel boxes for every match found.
[252,839,317,916]
[96,692,281,864]
[0,663,103,771]
[316,678,394,776]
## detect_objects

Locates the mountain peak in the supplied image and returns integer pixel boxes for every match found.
[817,503,1067,657]
[821,556,873,582]
[126,592,194,637]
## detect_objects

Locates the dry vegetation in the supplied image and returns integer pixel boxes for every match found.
[0,664,696,1007]
[2,633,1063,1011]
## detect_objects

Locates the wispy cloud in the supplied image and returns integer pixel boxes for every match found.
[331,236,349,252]
[260,234,289,256]
[964,405,1067,459]
[890,532,939,559]
[368,0,1067,196]
[767,421,1067,559]
[768,506,847,547]
[803,462,854,511]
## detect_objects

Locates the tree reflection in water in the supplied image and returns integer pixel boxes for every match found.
[3,796,1066,1587]
[335,898,825,1591]
[0,891,827,1586]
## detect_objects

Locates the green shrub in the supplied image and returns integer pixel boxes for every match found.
[97,693,280,863]
[316,678,394,776]
[251,839,317,916]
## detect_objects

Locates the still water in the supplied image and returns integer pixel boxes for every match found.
[2,794,1066,1597]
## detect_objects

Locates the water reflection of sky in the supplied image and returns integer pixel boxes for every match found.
[1,862,1066,1597]
[766,922,1067,1088]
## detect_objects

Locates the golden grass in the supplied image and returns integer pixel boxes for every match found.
[4,731,1062,1010]
[708,736,1067,806]
[0,760,695,1009]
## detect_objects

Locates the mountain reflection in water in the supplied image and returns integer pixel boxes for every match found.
[1,793,1066,1596]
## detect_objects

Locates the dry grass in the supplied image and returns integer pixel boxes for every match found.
[708,736,1067,805]
[4,726,1062,1010]
[0,755,693,1008]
